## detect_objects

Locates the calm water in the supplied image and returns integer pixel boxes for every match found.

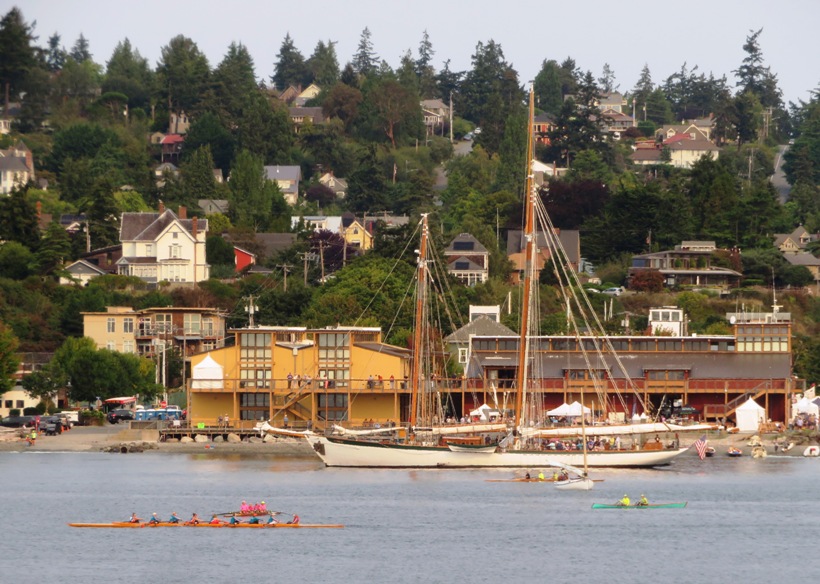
[1,450,817,583]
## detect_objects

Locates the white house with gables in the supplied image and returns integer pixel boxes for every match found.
[116,204,209,285]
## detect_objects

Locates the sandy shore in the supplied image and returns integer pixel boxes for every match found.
[1,424,816,457]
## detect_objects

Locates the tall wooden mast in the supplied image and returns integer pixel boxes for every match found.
[514,88,536,428]
[409,213,430,427]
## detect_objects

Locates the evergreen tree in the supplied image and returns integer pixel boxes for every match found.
[211,42,258,125]
[103,38,153,110]
[227,149,288,230]
[155,35,210,115]
[352,27,379,77]
[632,64,653,112]
[181,145,217,206]
[0,184,40,250]
[416,30,437,98]
[306,40,340,88]
[598,63,618,93]
[84,179,120,248]
[46,33,66,72]
[236,91,293,163]
[734,28,781,108]
[435,59,462,104]
[346,146,387,213]
[0,8,38,112]
[396,49,418,95]
[534,59,563,115]
[70,33,92,63]
[36,222,72,275]
[272,33,310,90]
[184,111,236,173]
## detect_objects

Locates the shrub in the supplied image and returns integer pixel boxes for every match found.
[79,409,105,426]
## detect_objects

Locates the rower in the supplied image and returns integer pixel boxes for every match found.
[229,515,243,525]
[538,471,545,481]
[259,501,267,512]
[240,500,249,513]
[267,514,278,525]
[129,513,142,524]
[287,514,300,525]
[148,513,160,525]
[209,514,223,525]
[617,494,630,507]
[249,515,261,524]
[168,512,181,524]
[524,472,531,480]
[637,494,649,507]
[187,513,200,525]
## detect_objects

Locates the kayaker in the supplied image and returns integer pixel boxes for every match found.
[168,512,181,524]
[617,494,630,507]
[128,513,142,524]
[637,494,649,507]
[537,471,545,481]
[524,472,531,480]
[148,513,160,525]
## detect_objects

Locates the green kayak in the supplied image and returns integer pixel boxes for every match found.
[592,502,687,509]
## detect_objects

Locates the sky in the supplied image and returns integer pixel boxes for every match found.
[7,0,819,105]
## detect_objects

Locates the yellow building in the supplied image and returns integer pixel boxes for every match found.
[342,217,373,250]
[82,307,140,353]
[188,326,410,428]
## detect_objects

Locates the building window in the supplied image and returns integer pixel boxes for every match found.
[107,318,115,333]
[458,348,468,363]
[170,245,180,258]
[16,400,24,408]
[146,244,153,256]
[318,393,348,421]
[318,333,350,361]
[240,369,271,388]
[202,317,214,336]
[318,368,349,388]
[173,232,178,239]
[123,318,134,333]
[4,400,11,408]
[107,341,116,351]
[184,313,201,335]
[155,314,172,333]
[240,392,270,421]
[239,333,271,360]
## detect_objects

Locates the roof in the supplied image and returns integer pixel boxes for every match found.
[445,316,516,343]
[630,149,662,162]
[448,256,486,271]
[198,199,229,215]
[784,252,820,267]
[264,165,301,182]
[160,134,184,145]
[120,210,207,241]
[446,233,488,254]
[353,342,411,359]
[0,156,30,173]
[420,99,447,110]
[223,232,297,259]
[289,107,324,122]
[64,259,107,276]
[667,139,719,152]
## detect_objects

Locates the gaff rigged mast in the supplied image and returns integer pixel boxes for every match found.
[514,88,537,431]
[409,213,430,428]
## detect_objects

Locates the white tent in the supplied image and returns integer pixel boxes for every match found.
[469,403,500,421]
[735,398,766,432]
[567,401,592,417]
[547,403,571,416]
[795,397,820,416]
[191,353,224,389]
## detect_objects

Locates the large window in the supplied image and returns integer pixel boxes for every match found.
[318,393,348,421]
[155,314,172,333]
[240,369,271,388]
[318,368,349,388]
[107,318,115,333]
[123,318,134,334]
[240,333,271,360]
[184,313,201,335]
[318,333,350,361]
[240,392,269,421]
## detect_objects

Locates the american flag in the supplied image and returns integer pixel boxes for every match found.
[694,435,708,461]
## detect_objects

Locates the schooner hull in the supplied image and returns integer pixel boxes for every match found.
[307,436,688,468]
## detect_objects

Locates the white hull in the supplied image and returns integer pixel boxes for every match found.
[522,422,715,438]
[555,477,595,490]
[307,436,688,468]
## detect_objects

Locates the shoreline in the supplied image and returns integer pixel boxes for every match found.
[1,425,817,458]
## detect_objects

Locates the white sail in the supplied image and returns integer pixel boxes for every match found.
[522,422,717,438]
[331,424,398,437]
[257,421,314,438]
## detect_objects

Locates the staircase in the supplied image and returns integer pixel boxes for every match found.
[703,381,772,421]
[273,387,312,422]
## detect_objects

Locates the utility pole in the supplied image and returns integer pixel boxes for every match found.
[299,252,317,285]
[449,93,454,143]
[748,148,755,182]
[319,240,326,282]
[244,295,258,327]
[277,263,292,292]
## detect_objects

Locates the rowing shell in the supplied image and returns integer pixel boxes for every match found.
[68,522,344,529]
[591,502,687,509]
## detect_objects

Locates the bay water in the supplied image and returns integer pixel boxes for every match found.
[2,450,817,583]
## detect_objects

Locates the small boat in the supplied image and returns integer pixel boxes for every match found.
[803,445,819,457]
[68,522,344,529]
[554,476,595,491]
[591,502,687,510]
[727,447,743,457]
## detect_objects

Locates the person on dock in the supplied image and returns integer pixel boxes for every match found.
[168,512,181,524]
[187,513,200,525]
[148,513,160,525]
[617,494,631,507]
[637,494,649,507]
[128,513,142,524]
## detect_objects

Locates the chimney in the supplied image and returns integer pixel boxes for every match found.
[192,216,198,238]
[178,205,187,219]
[158,201,165,214]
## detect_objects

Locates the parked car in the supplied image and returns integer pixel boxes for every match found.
[40,415,64,435]
[602,287,624,296]
[107,409,135,424]
[60,411,79,426]
[0,415,36,428]
[462,132,473,141]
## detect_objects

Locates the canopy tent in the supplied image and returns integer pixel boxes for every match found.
[795,397,820,417]
[547,403,571,416]
[567,401,591,417]
[469,403,500,421]
[735,398,766,432]
[191,354,224,389]
[104,396,137,404]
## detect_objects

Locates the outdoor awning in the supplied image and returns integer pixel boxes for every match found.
[104,396,137,404]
